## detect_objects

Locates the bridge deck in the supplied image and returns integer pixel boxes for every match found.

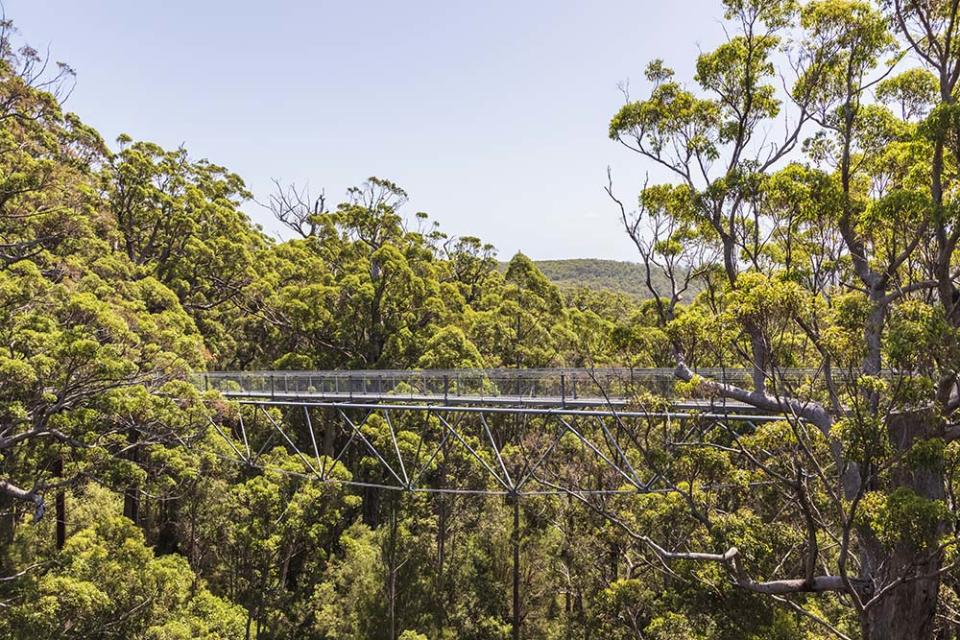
[200,369,800,497]
[215,389,759,411]
[196,368,818,417]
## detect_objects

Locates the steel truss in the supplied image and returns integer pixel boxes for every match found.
[200,367,807,497]
[203,382,793,640]
[210,399,784,497]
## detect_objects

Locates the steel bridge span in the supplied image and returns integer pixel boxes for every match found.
[197,368,806,640]
[197,368,800,497]
[197,367,812,411]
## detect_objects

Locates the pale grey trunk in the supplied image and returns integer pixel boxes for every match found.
[859,410,944,640]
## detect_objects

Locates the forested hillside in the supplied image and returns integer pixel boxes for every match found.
[5,1,960,639]
[524,259,677,299]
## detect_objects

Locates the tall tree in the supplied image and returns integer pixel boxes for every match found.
[605,1,960,637]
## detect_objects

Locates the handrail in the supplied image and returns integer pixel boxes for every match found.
[192,367,849,405]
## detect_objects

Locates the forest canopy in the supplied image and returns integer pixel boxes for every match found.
[6,1,960,639]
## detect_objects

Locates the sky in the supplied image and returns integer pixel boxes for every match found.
[6,0,723,261]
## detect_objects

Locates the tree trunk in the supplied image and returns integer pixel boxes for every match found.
[859,409,945,640]
[861,574,940,640]
[512,495,521,640]
[0,490,14,571]
[123,429,140,525]
[0,450,18,566]
[362,486,381,527]
[322,408,336,458]
[156,496,179,555]
[387,503,398,640]
[54,457,65,550]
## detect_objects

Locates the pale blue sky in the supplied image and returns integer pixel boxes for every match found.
[7,0,722,260]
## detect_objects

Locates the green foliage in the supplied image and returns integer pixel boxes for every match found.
[857,488,950,551]
[876,68,938,120]
[2,517,244,639]
[4,2,960,638]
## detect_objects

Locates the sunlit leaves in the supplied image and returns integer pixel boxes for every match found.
[876,68,938,121]
[2,517,245,640]
[609,82,721,163]
[857,488,949,551]
[888,299,954,362]
[696,35,782,138]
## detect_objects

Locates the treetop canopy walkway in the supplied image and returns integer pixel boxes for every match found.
[196,367,820,418]
[188,369,834,640]
[192,367,818,500]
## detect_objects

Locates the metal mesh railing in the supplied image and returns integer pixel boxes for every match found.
[193,367,825,403]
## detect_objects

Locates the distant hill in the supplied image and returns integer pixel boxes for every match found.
[502,258,676,299]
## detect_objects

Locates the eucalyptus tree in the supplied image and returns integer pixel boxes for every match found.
[0,19,91,269]
[103,137,266,362]
[0,73,221,549]
[607,0,960,637]
[263,177,459,370]
[0,514,246,639]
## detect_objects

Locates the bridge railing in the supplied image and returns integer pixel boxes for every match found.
[193,367,821,402]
